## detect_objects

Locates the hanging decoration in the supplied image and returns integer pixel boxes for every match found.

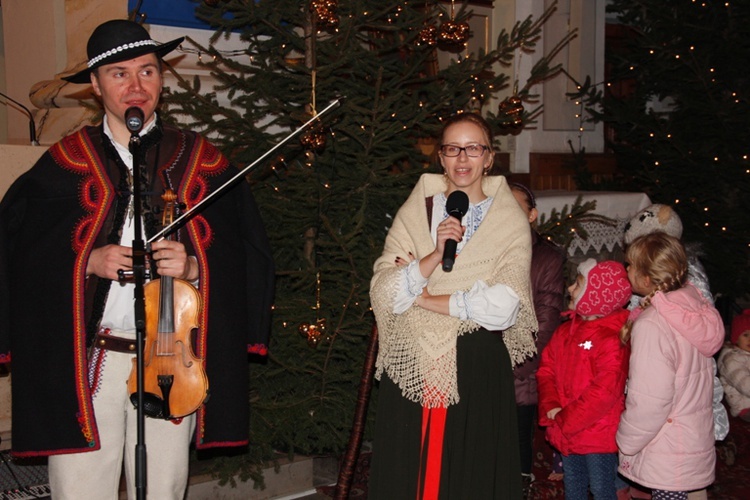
[497,84,525,135]
[298,272,328,348]
[437,0,470,49]
[310,0,339,30]
[417,24,438,47]
[300,125,328,153]
[416,1,438,47]
[299,68,328,153]
[300,8,329,154]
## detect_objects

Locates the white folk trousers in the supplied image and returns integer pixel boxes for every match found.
[48,344,196,500]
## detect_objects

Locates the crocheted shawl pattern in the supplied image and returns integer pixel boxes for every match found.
[370,174,538,407]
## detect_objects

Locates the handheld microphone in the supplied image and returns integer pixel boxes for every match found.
[125,106,145,134]
[442,190,469,272]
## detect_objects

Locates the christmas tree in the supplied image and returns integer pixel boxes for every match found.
[575,0,750,300]
[162,0,574,481]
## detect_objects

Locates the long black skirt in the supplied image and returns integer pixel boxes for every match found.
[368,328,522,499]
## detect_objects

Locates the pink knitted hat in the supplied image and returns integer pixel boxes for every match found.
[574,259,632,317]
[731,309,750,344]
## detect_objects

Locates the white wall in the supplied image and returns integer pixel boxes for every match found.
[500,0,606,173]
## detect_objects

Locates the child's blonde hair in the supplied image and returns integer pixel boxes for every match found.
[620,232,688,343]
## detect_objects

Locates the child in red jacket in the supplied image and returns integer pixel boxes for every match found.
[537,259,632,499]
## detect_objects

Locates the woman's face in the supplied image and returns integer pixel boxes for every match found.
[439,120,492,201]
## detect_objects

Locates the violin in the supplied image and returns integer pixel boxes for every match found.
[127,189,209,419]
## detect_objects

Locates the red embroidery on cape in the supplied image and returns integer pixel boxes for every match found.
[191,215,213,248]
[196,439,249,450]
[186,175,209,205]
[177,134,228,445]
[80,176,101,212]
[72,217,96,255]
[51,130,114,448]
[248,344,269,356]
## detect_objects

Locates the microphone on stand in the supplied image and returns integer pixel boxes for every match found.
[125,106,145,135]
[442,190,469,272]
[0,91,39,145]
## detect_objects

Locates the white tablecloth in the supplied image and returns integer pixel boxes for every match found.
[535,191,652,256]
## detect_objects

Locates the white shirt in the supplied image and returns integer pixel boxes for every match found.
[393,192,520,331]
[98,115,158,333]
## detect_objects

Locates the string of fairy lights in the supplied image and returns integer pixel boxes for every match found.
[545,0,750,255]
[590,18,748,248]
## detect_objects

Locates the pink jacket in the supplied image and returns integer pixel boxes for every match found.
[617,284,724,491]
[537,308,630,455]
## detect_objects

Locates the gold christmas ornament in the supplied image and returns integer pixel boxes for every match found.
[438,20,470,47]
[437,0,470,49]
[298,272,329,348]
[300,125,327,153]
[310,0,339,29]
[497,95,525,134]
[298,318,327,348]
[417,24,438,47]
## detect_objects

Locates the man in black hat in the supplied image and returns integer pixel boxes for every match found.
[0,19,274,499]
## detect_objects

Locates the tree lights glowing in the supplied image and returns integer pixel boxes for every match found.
[577,0,750,298]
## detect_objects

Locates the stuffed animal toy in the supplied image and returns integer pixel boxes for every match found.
[623,204,683,246]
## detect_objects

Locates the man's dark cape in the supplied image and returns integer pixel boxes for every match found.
[0,122,274,456]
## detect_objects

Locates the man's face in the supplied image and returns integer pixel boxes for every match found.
[90,53,162,133]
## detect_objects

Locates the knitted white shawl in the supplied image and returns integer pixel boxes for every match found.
[370,174,538,407]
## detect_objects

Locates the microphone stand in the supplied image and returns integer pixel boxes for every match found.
[0,91,40,145]
[127,120,148,500]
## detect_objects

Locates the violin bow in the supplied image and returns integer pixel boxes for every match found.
[148,97,343,243]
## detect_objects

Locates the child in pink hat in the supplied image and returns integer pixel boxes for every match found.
[538,258,632,499]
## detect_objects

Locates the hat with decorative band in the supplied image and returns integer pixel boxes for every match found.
[63,19,184,84]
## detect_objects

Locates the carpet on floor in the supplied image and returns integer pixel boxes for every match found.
[528,413,750,499]
[316,414,750,499]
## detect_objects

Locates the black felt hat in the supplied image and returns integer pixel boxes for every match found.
[63,19,184,84]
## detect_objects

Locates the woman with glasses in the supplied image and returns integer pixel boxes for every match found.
[369,112,538,499]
